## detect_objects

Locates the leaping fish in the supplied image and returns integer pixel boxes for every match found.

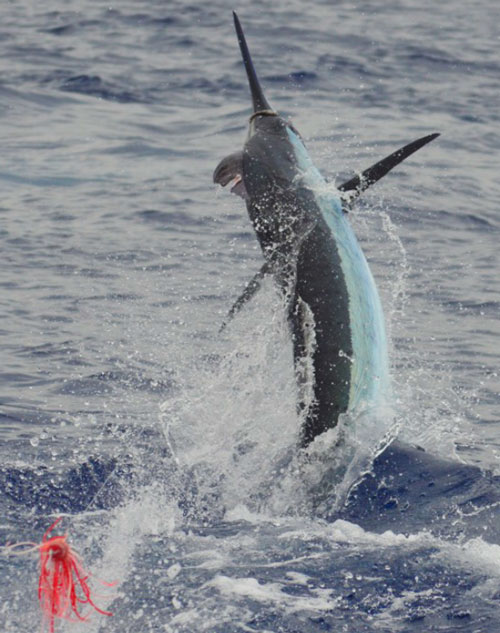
[214,13,439,447]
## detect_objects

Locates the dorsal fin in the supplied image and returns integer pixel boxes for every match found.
[339,133,439,207]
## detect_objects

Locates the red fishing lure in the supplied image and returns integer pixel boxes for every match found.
[38,518,114,633]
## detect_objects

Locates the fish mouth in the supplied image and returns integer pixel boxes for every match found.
[249,109,277,123]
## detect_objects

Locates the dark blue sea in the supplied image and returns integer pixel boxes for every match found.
[1,1,500,631]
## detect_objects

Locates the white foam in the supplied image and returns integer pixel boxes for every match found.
[208,574,339,613]
[70,484,180,633]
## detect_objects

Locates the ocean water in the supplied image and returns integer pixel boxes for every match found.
[1,1,499,631]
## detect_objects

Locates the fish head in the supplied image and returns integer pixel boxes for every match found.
[233,12,305,195]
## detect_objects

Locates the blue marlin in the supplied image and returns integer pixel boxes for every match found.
[214,13,438,447]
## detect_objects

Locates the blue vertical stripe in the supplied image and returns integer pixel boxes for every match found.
[286,127,390,413]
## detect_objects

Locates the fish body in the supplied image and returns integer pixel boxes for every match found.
[215,13,437,446]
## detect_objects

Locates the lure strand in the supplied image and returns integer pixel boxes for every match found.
[3,517,115,631]
[36,518,115,631]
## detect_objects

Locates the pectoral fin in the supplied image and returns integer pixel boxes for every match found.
[213,151,248,199]
[338,133,439,209]
[219,261,271,332]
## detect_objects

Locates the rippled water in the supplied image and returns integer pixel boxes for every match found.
[1,1,499,631]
